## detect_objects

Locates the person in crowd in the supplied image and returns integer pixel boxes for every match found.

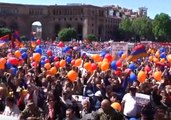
[63,108,80,120]
[19,100,43,120]
[94,99,123,120]
[3,96,20,117]
[121,86,139,119]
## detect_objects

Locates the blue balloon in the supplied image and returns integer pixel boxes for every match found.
[160,53,166,59]
[63,46,70,53]
[6,62,12,69]
[35,47,42,55]
[41,56,48,61]
[129,73,137,82]
[129,63,136,71]
[160,47,165,53]
[21,52,28,59]
[111,61,117,70]
[40,60,45,66]
[129,118,137,120]
[11,67,18,76]
[100,51,106,57]
[66,56,72,63]
[118,51,123,57]
[20,48,27,53]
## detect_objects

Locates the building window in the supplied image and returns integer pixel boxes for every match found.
[58,18,61,21]
[80,18,83,21]
[70,18,72,21]
[92,24,94,27]
[75,18,77,21]
[64,18,66,21]
[92,29,94,33]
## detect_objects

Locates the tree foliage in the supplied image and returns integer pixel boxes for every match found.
[119,17,153,41]
[152,13,171,41]
[85,34,97,41]
[0,28,11,37]
[58,28,77,41]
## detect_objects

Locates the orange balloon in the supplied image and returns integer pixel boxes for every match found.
[60,60,66,68]
[153,57,159,63]
[167,54,171,63]
[50,67,57,75]
[154,71,162,81]
[84,62,92,71]
[0,58,6,65]
[98,62,102,68]
[101,62,109,71]
[92,54,101,62]
[160,58,165,63]
[33,53,41,62]
[44,63,51,70]
[137,71,146,83]
[149,56,153,61]
[75,58,82,66]
[103,58,109,63]
[67,70,78,82]
[0,64,5,70]
[155,51,160,58]
[111,102,121,112]
[121,53,127,60]
[14,50,21,58]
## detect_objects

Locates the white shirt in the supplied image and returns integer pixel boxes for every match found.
[3,104,20,117]
[122,93,137,117]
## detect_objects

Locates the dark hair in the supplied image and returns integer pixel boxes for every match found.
[6,96,15,103]
[141,103,155,120]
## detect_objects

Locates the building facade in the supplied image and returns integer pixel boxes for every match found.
[0,3,146,40]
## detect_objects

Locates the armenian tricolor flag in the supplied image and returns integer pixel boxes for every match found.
[127,44,148,61]
[0,34,10,46]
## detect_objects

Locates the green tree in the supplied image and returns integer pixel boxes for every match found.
[119,18,133,40]
[0,28,11,37]
[152,13,171,41]
[85,34,97,41]
[132,17,153,40]
[58,28,77,41]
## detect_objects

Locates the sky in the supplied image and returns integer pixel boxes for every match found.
[0,0,171,19]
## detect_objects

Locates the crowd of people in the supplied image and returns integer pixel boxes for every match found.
[0,40,170,120]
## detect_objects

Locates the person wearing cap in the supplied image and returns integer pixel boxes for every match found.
[19,100,42,120]
[121,86,139,120]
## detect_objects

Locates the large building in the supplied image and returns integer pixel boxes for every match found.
[0,3,147,40]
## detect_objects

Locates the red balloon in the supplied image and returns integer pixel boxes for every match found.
[8,57,19,66]
[47,50,52,56]
[71,59,75,65]
[36,39,41,45]
[91,63,97,71]
[105,54,112,63]
[58,42,64,47]
[54,56,59,61]
[55,61,60,68]
[115,70,122,76]
[45,59,50,63]
[116,60,122,67]
[145,65,151,72]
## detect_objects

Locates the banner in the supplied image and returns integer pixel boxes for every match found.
[41,45,63,57]
[111,42,128,56]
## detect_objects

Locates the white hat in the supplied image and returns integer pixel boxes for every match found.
[95,91,102,97]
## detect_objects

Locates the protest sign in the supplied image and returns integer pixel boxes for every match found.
[111,42,128,56]
[136,93,150,106]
